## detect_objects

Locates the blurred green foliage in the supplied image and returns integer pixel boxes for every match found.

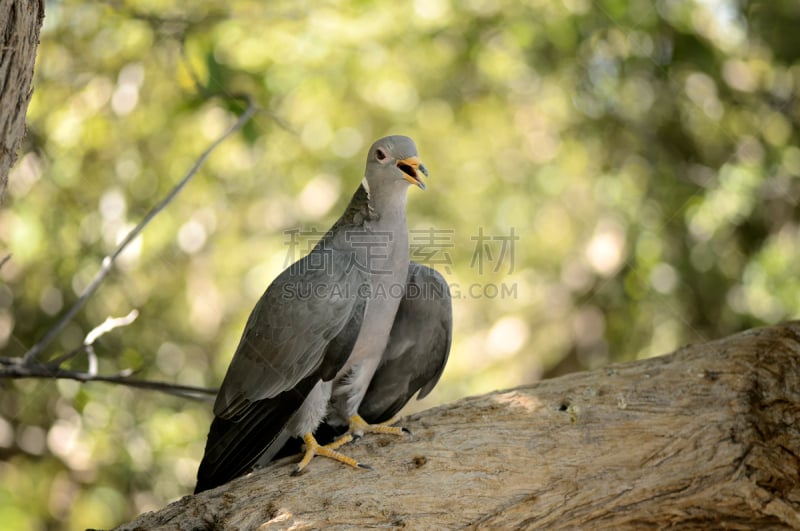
[1,0,799,528]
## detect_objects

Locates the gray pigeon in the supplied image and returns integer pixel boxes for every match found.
[195,135,452,493]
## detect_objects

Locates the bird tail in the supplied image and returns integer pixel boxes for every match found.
[194,376,318,494]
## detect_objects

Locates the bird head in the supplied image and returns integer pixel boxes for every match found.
[364,135,428,193]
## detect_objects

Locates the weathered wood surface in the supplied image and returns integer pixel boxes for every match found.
[116,322,800,530]
[0,0,44,199]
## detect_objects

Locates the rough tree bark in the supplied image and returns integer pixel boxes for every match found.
[115,322,800,530]
[0,0,44,200]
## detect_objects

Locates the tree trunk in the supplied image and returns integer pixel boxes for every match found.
[115,322,800,530]
[0,0,44,200]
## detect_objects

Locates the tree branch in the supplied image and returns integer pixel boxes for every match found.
[4,92,254,400]
[21,95,257,365]
[1,309,217,399]
[115,322,800,529]
[0,359,216,400]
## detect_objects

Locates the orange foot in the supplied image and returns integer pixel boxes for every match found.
[348,414,412,438]
[292,432,372,476]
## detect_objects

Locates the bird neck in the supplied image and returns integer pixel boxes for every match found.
[365,181,409,226]
[333,182,410,231]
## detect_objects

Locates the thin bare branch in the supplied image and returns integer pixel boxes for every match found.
[44,345,88,369]
[0,359,217,400]
[85,346,98,376]
[84,310,140,375]
[22,97,257,365]
[85,309,139,345]
[0,254,10,270]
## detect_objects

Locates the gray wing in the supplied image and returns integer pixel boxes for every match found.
[195,248,367,493]
[214,248,366,418]
[358,261,452,423]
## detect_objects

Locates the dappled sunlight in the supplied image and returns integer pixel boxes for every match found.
[486,315,530,359]
[585,220,626,277]
[298,174,342,219]
[258,508,312,530]
[491,391,544,414]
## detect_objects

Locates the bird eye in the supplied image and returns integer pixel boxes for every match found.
[375,149,386,161]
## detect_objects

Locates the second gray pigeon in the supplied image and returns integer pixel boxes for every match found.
[195,135,452,493]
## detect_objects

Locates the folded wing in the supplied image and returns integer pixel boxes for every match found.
[195,249,366,493]
[358,262,452,424]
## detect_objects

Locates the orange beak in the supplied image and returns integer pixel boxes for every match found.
[396,156,429,190]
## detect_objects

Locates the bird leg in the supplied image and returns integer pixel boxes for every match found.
[292,432,372,476]
[349,414,412,438]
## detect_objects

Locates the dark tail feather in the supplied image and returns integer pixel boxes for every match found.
[194,376,318,494]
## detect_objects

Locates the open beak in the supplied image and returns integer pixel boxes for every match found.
[396,156,428,190]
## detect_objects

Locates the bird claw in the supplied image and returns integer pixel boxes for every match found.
[348,414,410,437]
[292,432,365,476]
[290,418,409,476]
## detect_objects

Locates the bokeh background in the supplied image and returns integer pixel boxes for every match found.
[2,0,799,528]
